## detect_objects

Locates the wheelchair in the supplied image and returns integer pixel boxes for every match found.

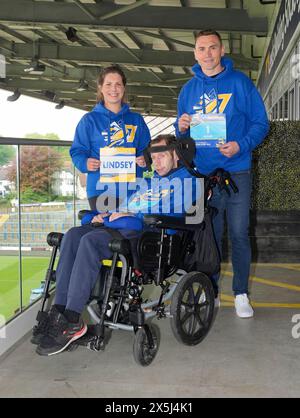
[44,213,214,366]
[40,168,237,367]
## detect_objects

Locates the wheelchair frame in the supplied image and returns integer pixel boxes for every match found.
[42,219,216,366]
[36,168,237,366]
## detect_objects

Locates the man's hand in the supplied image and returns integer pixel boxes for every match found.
[136,156,146,167]
[108,212,134,222]
[91,213,109,224]
[87,158,100,171]
[218,141,240,158]
[178,113,191,133]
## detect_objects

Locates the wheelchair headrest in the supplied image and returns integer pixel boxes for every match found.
[143,136,202,177]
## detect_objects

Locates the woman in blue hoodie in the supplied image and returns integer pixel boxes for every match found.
[70,65,151,210]
[175,30,269,319]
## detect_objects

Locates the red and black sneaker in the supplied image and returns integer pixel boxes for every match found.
[36,313,87,356]
[31,305,61,345]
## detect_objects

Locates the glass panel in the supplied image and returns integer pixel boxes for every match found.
[0,144,21,321]
[18,145,75,309]
[0,140,75,324]
[75,169,88,226]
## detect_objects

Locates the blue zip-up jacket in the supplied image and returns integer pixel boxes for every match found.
[70,102,151,198]
[81,166,201,231]
[175,58,269,175]
[126,166,200,219]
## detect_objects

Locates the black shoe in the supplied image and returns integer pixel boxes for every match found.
[36,313,87,356]
[31,306,61,345]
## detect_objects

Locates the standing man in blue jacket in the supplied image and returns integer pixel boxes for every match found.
[175,30,269,318]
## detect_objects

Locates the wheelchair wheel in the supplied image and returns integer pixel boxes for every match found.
[170,271,215,346]
[133,325,159,367]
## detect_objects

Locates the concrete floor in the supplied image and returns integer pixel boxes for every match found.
[1,263,300,398]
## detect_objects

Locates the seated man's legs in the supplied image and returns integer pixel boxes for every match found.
[65,228,139,314]
[54,224,97,310]
[37,227,140,356]
[31,224,97,345]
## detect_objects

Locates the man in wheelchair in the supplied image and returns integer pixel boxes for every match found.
[33,134,206,357]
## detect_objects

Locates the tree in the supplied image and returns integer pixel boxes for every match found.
[7,145,63,195]
[24,132,70,158]
[25,132,60,141]
[0,144,15,166]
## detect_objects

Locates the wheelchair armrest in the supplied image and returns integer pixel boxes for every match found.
[143,214,202,231]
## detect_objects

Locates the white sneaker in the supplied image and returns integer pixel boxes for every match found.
[214,296,221,308]
[235,294,254,318]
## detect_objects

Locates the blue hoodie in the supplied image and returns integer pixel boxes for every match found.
[70,102,151,198]
[175,58,269,175]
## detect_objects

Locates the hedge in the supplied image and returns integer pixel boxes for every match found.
[251,121,300,210]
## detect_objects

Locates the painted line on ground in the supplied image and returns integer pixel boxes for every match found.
[219,296,300,309]
[266,264,300,273]
[222,271,300,292]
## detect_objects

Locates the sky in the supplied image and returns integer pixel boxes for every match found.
[0,88,86,141]
[0,88,176,141]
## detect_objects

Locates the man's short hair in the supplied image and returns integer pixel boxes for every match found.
[150,134,176,158]
[151,134,176,147]
[194,30,223,45]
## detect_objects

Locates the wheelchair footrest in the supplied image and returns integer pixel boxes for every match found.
[68,325,111,352]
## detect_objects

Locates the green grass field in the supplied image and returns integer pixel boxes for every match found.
[0,256,50,321]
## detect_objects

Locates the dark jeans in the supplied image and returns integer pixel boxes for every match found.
[210,170,252,296]
[54,225,140,314]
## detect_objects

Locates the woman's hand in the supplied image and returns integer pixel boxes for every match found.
[87,158,101,171]
[136,156,146,167]
[108,212,134,222]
